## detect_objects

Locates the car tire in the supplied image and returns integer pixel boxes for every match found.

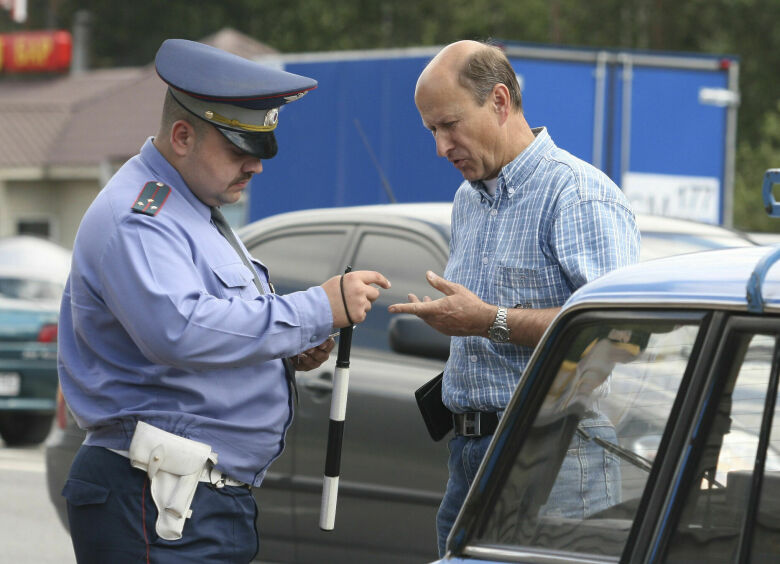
[0,413,53,445]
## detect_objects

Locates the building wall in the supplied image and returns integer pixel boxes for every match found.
[4,178,100,249]
[0,180,9,240]
[57,180,102,249]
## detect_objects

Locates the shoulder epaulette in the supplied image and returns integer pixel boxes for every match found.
[131,181,171,216]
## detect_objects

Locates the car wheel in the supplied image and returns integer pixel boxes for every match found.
[0,413,54,445]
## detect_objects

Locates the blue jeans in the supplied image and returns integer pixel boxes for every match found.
[63,445,259,563]
[435,414,621,557]
[541,415,622,518]
[436,434,492,557]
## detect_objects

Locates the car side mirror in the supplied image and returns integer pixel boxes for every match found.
[388,314,450,361]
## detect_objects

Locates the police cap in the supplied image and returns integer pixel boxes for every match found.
[155,38,317,159]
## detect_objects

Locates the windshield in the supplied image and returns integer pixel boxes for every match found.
[470,315,704,559]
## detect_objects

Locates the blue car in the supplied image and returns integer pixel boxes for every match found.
[435,170,780,563]
[0,236,70,445]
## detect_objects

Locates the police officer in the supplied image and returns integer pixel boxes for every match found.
[58,39,390,563]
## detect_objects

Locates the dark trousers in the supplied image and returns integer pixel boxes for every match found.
[63,445,258,563]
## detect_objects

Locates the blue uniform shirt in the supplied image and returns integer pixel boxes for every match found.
[443,128,640,414]
[58,138,334,486]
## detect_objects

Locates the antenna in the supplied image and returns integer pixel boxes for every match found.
[353,118,397,203]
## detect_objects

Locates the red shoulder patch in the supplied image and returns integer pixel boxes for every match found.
[131,181,171,216]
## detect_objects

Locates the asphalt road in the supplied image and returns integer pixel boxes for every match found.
[0,440,76,563]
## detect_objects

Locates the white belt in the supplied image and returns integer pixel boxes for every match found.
[109,448,250,489]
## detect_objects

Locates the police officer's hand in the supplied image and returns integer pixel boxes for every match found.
[321,270,391,328]
[291,336,336,371]
[387,271,494,337]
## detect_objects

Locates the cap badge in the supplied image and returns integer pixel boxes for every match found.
[264,108,279,127]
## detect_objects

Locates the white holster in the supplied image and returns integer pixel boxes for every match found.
[128,421,217,541]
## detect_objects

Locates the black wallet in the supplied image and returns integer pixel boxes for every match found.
[414,372,453,441]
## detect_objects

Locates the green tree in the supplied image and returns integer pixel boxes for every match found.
[734,101,780,232]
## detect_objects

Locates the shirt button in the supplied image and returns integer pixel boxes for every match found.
[470,355,478,363]
[490,209,498,217]
[482,257,489,265]
[310,335,320,343]
[508,188,515,194]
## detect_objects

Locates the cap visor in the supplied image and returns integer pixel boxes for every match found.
[218,129,278,159]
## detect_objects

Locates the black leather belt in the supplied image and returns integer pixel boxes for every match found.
[452,411,498,437]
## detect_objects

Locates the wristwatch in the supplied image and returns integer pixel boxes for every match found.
[488,306,511,343]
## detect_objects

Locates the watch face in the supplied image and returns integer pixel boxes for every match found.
[490,326,510,342]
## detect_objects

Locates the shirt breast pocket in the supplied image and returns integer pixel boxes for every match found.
[211,262,258,300]
[496,265,566,309]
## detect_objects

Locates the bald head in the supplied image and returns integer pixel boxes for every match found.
[416,40,523,113]
[413,40,534,182]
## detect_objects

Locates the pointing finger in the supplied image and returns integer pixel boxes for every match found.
[352,270,391,289]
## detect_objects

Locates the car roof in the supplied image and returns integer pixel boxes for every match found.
[241,202,753,237]
[0,236,71,282]
[565,245,780,312]
[239,202,453,233]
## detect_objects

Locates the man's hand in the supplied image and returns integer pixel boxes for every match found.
[321,270,391,328]
[290,336,336,371]
[387,271,494,337]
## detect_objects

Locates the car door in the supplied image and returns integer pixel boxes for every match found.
[661,317,780,563]
[245,220,451,563]
[446,310,712,562]
[244,223,354,562]
[291,225,450,564]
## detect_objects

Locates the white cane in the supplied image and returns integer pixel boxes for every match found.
[320,267,355,531]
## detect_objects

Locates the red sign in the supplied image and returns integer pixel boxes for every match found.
[0,30,72,73]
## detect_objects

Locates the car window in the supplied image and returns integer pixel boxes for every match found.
[469,315,704,559]
[349,230,446,352]
[667,332,780,563]
[246,229,348,294]
[0,277,64,300]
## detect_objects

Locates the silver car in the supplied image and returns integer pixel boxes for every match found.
[45,204,755,563]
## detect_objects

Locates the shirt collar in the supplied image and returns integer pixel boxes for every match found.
[469,126,553,199]
[139,137,212,221]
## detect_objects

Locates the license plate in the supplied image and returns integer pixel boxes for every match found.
[0,372,20,396]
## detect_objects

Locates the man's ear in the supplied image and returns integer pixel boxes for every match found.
[170,120,196,157]
[491,83,512,123]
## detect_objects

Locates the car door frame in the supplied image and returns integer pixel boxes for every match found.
[445,308,727,563]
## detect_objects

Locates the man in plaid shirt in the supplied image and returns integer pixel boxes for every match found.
[389,40,640,557]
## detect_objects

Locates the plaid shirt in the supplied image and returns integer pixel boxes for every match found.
[443,127,640,414]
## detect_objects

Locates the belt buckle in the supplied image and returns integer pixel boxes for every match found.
[463,412,481,437]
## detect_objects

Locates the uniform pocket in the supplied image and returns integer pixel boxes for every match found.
[62,478,110,506]
[496,265,567,309]
[211,262,256,299]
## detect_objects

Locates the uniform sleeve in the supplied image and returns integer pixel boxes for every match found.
[96,215,333,370]
[550,198,640,291]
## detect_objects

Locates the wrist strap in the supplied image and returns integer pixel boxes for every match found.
[339,273,355,326]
